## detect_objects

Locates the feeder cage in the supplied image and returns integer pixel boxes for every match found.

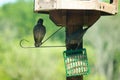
[63,48,89,77]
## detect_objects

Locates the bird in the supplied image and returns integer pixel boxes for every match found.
[33,18,46,47]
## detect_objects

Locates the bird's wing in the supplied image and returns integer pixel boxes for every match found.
[33,25,46,43]
[38,25,46,42]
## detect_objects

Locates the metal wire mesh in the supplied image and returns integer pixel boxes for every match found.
[63,48,89,77]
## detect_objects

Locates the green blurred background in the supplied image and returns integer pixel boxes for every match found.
[0,0,120,80]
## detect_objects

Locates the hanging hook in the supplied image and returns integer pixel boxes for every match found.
[19,39,30,48]
[19,27,65,48]
[19,39,65,48]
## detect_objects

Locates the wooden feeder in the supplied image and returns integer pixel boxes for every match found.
[34,0,118,80]
[34,0,118,26]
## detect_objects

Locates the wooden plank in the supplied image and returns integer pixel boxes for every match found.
[34,0,118,15]
[66,23,83,80]
[34,0,56,11]
[97,2,117,14]
[66,76,83,80]
[50,10,100,27]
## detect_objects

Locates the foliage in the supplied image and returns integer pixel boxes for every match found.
[0,0,120,80]
[0,0,65,80]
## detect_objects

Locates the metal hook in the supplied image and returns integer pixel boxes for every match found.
[19,39,65,48]
[19,27,65,48]
[19,39,30,48]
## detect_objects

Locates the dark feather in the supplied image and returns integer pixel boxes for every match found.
[33,19,46,47]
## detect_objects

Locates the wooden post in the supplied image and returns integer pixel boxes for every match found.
[50,10,100,80]
[66,25,83,80]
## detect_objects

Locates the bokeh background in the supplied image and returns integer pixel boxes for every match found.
[0,0,120,80]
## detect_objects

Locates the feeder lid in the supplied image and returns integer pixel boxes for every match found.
[34,0,118,15]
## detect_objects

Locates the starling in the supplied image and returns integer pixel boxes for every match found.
[33,19,46,47]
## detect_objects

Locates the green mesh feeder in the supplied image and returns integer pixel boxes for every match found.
[63,48,89,77]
